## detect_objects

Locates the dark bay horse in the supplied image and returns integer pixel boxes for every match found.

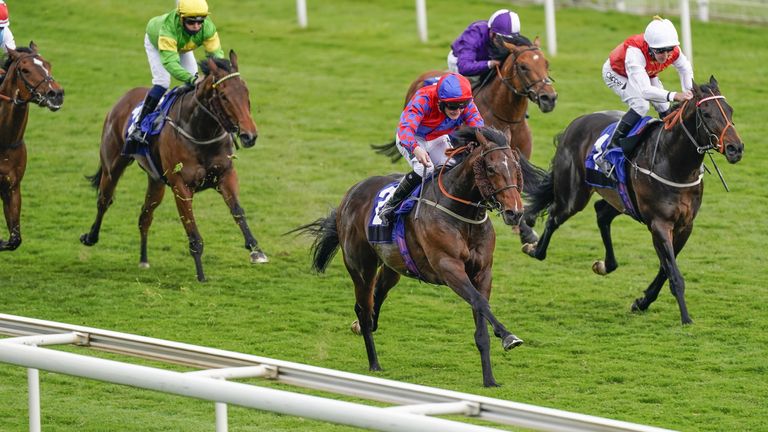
[373,36,556,245]
[0,42,64,251]
[523,76,743,324]
[294,127,546,387]
[80,51,267,282]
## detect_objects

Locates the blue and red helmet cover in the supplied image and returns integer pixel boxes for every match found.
[437,73,473,103]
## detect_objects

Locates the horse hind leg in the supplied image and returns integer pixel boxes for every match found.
[0,186,22,251]
[80,158,130,246]
[138,180,166,269]
[592,199,621,275]
[346,254,383,371]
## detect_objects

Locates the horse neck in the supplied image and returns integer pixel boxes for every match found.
[644,109,705,178]
[172,89,225,141]
[0,67,30,148]
[476,73,528,124]
[429,152,483,210]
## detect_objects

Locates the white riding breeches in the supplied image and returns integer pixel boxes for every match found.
[447,51,459,73]
[602,60,670,116]
[395,134,455,178]
[145,34,197,88]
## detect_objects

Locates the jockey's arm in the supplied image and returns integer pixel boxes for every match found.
[1,27,15,51]
[672,51,694,92]
[397,95,428,156]
[625,47,671,103]
[462,102,485,127]
[159,47,195,84]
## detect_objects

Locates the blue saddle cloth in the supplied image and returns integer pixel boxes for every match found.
[124,87,184,144]
[367,181,427,279]
[584,116,655,222]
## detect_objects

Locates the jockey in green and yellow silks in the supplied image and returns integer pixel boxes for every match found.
[124,0,226,155]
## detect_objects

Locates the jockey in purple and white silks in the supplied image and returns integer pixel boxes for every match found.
[598,16,694,167]
[378,73,484,225]
[447,9,521,82]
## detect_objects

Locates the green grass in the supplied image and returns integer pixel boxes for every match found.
[2,0,767,431]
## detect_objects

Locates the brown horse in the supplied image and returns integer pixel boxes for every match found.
[80,51,267,282]
[374,36,556,245]
[293,127,546,387]
[0,42,64,251]
[523,76,743,324]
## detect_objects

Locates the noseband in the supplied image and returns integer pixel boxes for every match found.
[438,144,522,212]
[0,53,57,106]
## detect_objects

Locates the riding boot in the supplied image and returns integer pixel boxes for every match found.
[597,109,641,173]
[122,92,162,156]
[378,171,422,226]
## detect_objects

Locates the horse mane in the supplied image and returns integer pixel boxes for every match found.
[198,56,232,75]
[475,35,535,91]
[451,126,507,149]
[2,46,33,70]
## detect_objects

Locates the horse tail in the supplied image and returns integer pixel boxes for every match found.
[519,155,548,196]
[286,208,340,273]
[85,165,103,190]
[370,139,403,163]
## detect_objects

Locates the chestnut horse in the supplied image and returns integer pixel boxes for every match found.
[523,76,743,324]
[80,51,267,282]
[293,127,546,387]
[374,36,556,245]
[0,42,64,251]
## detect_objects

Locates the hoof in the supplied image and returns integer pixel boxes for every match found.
[250,250,269,264]
[138,262,150,269]
[630,299,644,313]
[80,233,96,246]
[350,320,361,335]
[592,260,607,275]
[521,243,536,256]
[502,334,523,351]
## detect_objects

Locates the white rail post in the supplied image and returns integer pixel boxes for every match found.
[296,0,308,28]
[28,368,40,432]
[416,0,428,43]
[680,0,693,66]
[544,0,557,56]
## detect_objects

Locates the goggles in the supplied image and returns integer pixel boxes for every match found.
[443,101,469,111]
[183,16,206,25]
[652,46,675,54]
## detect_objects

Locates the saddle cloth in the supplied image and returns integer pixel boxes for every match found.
[124,86,184,141]
[584,116,656,222]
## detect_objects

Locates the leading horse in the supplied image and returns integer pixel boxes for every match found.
[293,127,546,387]
[522,76,743,324]
[0,42,64,251]
[80,51,267,282]
[374,36,556,245]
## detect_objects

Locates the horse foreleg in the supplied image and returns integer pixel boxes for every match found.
[217,172,267,264]
[472,309,498,387]
[522,213,560,260]
[171,181,206,282]
[593,199,621,275]
[0,183,22,251]
[631,268,667,314]
[138,180,166,269]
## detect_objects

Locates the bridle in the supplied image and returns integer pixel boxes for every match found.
[437,143,522,212]
[494,46,553,105]
[0,53,58,106]
[664,93,736,155]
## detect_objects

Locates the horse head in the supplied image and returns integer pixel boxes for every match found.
[197,50,258,147]
[3,41,64,111]
[500,36,557,113]
[686,76,743,163]
[458,127,525,226]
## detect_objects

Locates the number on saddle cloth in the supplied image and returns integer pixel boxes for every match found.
[366,181,424,244]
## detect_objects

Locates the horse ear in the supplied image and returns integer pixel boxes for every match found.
[475,128,488,146]
[533,36,541,48]
[229,50,239,72]
[28,41,38,52]
[691,79,703,99]
[207,56,219,74]
[709,75,718,90]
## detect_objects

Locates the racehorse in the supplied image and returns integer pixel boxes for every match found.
[80,51,267,282]
[292,126,546,387]
[522,76,743,324]
[373,36,556,245]
[0,42,64,251]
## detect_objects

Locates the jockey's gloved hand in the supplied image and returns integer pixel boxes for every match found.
[182,73,198,91]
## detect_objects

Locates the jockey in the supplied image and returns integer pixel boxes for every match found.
[123,0,225,155]
[447,9,521,85]
[378,73,484,225]
[0,0,17,84]
[600,16,693,160]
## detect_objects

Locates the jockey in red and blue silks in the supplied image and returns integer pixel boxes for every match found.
[0,0,17,84]
[378,73,484,225]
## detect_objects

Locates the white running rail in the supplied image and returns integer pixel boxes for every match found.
[0,313,677,432]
